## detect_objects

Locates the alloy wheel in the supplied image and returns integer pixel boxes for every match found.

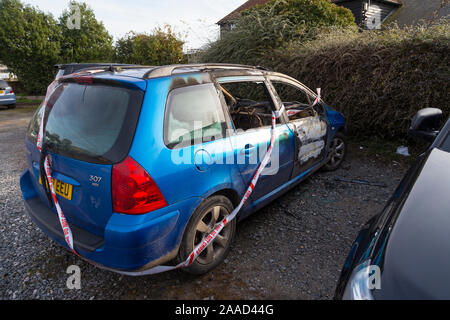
[193,205,232,265]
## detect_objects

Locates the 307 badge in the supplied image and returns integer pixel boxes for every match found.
[39,175,73,200]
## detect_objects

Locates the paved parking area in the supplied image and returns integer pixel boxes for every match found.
[0,105,406,300]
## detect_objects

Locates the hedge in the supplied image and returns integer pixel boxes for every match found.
[269,21,449,138]
[203,15,449,139]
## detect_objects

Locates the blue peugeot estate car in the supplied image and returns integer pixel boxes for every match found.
[20,64,346,275]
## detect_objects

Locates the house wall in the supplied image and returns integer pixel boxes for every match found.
[334,0,399,28]
[364,0,399,29]
[335,0,364,25]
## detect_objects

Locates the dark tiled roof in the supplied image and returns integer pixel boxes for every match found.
[217,0,272,25]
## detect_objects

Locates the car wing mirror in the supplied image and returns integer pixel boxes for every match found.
[408,108,442,142]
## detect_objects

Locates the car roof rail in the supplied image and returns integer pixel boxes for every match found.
[143,63,270,79]
[54,63,155,76]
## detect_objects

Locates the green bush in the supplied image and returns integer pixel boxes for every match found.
[0,0,61,94]
[59,1,114,63]
[250,0,356,28]
[0,0,114,94]
[115,26,185,66]
[201,0,357,66]
[203,4,449,139]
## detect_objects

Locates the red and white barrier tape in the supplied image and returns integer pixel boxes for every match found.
[109,108,281,276]
[37,78,319,276]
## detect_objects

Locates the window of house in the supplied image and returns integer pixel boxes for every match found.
[219,81,278,131]
[164,83,227,148]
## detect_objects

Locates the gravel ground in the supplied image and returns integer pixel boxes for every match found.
[0,105,407,300]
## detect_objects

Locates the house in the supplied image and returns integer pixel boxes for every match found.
[332,0,403,29]
[217,0,405,34]
[217,0,271,37]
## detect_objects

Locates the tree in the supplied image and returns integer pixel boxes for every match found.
[59,1,114,63]
[251,0,356,28]
[115,26,185,65]
[202,0,356,65]
[0,0,61,94]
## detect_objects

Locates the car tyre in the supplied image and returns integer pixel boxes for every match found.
[323,132,347,171]
[176,195,236,275]
[7,103,16,109]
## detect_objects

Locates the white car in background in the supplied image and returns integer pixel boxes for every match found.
[0,79,16,109]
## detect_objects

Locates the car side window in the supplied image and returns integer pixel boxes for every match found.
[271,81,320,120]
[164,83,227,149]
[219,80,279,131]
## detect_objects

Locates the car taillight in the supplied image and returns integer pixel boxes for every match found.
[112,156,167,214]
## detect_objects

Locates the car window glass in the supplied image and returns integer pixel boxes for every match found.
[165,83,226,148]
[27,82,144,163]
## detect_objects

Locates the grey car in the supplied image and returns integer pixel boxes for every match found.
[0,79,16,108]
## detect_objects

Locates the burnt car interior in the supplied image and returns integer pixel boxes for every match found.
[220,81,277,130]
[271,81,322,121]
[219,81,322,131]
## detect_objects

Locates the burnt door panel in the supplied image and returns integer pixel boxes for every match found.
[290,115,329,177]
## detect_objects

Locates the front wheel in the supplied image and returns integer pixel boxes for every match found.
[323,132,347,171]
[176,195,236,275]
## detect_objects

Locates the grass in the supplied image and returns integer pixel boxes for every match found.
[16,97,42,104]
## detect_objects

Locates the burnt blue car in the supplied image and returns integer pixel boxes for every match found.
[335,108,450,299]
[20,64,346,275]
[0,79,16,108]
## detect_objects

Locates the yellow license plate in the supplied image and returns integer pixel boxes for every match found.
[39,176,73,200]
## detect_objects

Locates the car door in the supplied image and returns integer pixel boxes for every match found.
[267,76,329,178]
[215,76,296,203]
[162,81,240,203]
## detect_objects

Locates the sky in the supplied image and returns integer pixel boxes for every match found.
[22,0,248,51]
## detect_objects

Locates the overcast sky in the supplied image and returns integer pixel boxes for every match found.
[22,0,247,50]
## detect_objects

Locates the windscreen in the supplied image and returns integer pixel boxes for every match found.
[27,82,144,163]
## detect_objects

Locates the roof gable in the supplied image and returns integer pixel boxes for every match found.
[217,0,272,25]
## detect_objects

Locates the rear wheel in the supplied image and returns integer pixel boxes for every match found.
[323,132,347,171]
[7,103,16,109]
[177,195,236,275]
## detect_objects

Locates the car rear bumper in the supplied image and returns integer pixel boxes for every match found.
[0,95,16,105]
[20,169,201,272]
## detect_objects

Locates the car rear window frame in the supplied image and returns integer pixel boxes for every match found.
[27,79,145,165]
